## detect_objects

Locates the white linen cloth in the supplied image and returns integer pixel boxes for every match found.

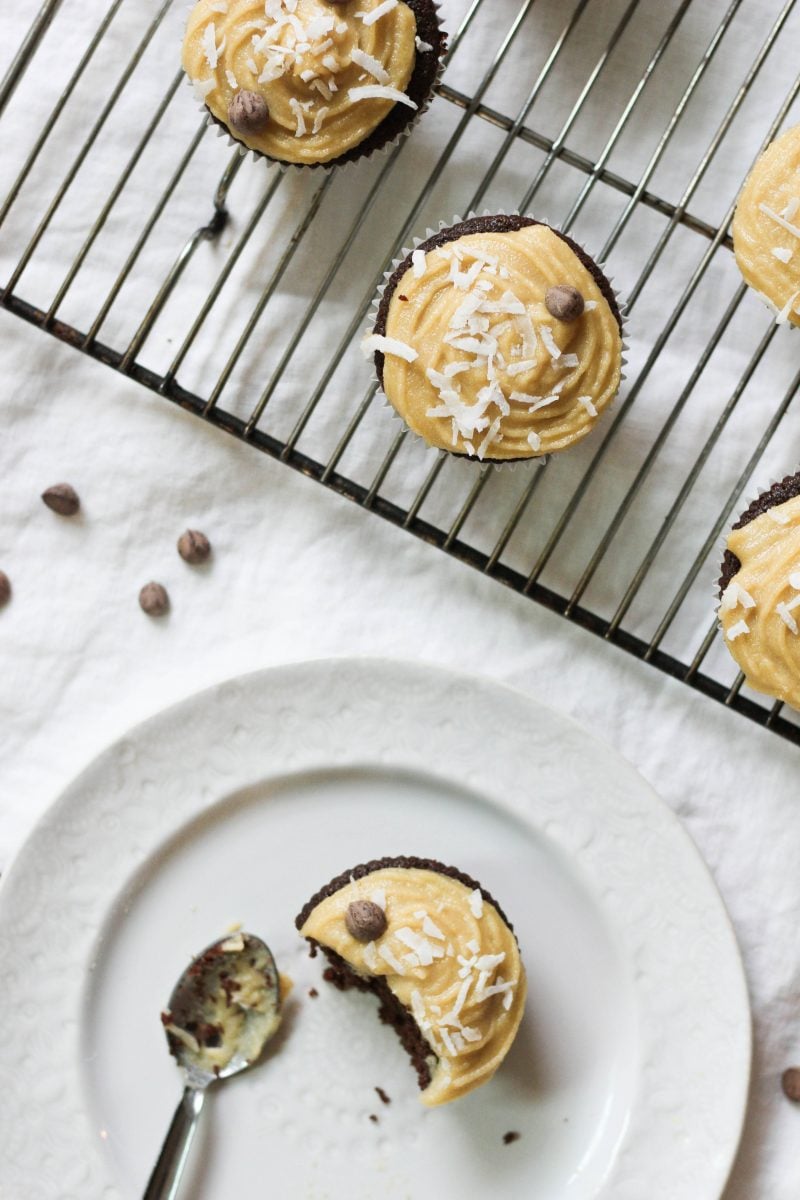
[2,1,800,1197]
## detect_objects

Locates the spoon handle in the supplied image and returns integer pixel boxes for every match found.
[143,1085,207,1200]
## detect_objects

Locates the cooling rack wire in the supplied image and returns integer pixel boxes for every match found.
[2,0,800,741]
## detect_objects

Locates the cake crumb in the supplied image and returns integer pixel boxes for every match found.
[308,987,319,999]
[503,1131,521,1145]
[369,1114,379,1124]
[375,1086,391,1105]
[782,1067,800,1101]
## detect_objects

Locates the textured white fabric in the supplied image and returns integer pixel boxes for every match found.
[2,0,800,1196]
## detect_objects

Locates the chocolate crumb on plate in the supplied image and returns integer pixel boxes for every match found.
[41,483,80,516]
[0,571,10,607]
[375,1086,391,1105]
[308,987,319,999]
[369,1114,379,1124]
[503,1131,521,1145]
[782,1067,800,1101]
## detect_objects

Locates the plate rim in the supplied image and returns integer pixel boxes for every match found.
[0,655,752,1199]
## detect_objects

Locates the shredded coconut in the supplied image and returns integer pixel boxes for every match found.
[350,46,390,84]
[726,619,750,641]
[361,333,418,362]
[578,395,598,418]
[349,83,417,108]
[355,0,399,24]
[468,889,483,918]
[772,247,794,264]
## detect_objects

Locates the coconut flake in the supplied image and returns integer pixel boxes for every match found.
[558,353,580,368]
[221,934,245,951]
[370,888,386,910]
[350,46,390,84]
[584,300,598,311]
[776,289,800,325]
[475,952,505,972]
[772,247,794,263]
[578,395,598,418]
[362,941,379,970]
[777,603,799,634]
[503,988,514,1011]
[378,943,406,974]
[415,36,433,51]
[439,1026,458,1056]
[312,106,329,134]
[422,915,445,940]
[461,1026,481,1042]
[468,889,483,918]
[759,202,800,239]
[726,619,750,641]
[505,359,538,377]
[361,333,418,362]
[411,248,427,278]
[192,77,216,101]
[790,572,800,590]
[355,0,398,23]
[349,84,417,109]
[539,323,561,360]
[203,21,220,69]
[527,431,542,451]
[767,507,790,526]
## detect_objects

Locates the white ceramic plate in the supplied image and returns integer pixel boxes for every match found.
[0,659,749,1200]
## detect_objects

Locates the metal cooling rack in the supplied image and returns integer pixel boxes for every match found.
[2,0,800,742]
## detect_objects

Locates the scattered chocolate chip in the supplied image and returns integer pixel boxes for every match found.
[503,1131,521,1145]
[139,582,169,617]
[545,285,585,323]
[0,571,10,607]
[782,1067,800,1101]
[228,90,269,134]
[345,899,387,943]
[375,1087,391,1105]
[178,529,211,565]
[41,482,80,516]
[308,987,319,999]
[369,1114,379,1124]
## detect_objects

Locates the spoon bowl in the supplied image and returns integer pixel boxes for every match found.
[144,932,282,1200]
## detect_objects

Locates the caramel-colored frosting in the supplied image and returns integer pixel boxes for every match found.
[182,0,417,165]
[300,866,526,1106]
[733,123,800,327]
[378,224,622,460]
[720,494,800,709]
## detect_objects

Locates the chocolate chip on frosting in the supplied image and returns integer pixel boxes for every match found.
[41,483,80,516]
[178,529,211,565]
[228,90,269,134]
[345,900,387,943]
[545,284,585,322]
[139,582,170,617]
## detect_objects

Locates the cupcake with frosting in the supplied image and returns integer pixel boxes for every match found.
[719,473,800,710]
[296,855,526,1106]
[181,0,444,168]
[733,123,800,327]
[363,214,624,462]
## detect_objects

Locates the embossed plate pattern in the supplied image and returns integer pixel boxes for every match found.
[0,659,749,1199]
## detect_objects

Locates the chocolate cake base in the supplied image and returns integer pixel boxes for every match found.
[718,472,800,595]
[206,0,445,169]
[296,855,516,1093]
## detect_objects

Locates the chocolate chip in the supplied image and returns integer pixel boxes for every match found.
[375,1086,391,1105]
[0,571,10,608]
[503,1131,521,1145]
[369,1114,379,1124]
[345,899,387,943]
[41,483,80,516]
[782,1067,800,1101]
[228,90,269,134]
[545,285,585,323]
[178,529,211,565]
[139,582,169,617]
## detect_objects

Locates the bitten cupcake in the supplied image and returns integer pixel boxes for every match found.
[732,123,800,326]
[296,856,526,1106]
[181,0,444,168]
[363,214,624,462]
[718,473,800,709]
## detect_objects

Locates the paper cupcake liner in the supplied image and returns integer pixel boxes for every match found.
[367,210,629,473]
[183,0,445,175]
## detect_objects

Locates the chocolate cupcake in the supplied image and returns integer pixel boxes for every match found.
[363,214,624,462]
[718,473,800,709]
[733,123,800,326]
[296,855,526,1106]
[182,0,445,169]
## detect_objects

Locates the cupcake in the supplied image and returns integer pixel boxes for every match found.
[181,0,444,168]
[732,123,800,326]
[718,473,800,709]
[363,214,624,462]
[296,856,526,1106]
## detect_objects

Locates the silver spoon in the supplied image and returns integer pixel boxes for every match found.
[143,932,282,1200]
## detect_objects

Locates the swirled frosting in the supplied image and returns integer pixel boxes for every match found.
[373,222,622,460]
[720,493,800,709]
[182,0,417,165]
[733,123,800,327]
[300,865,526,1106]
